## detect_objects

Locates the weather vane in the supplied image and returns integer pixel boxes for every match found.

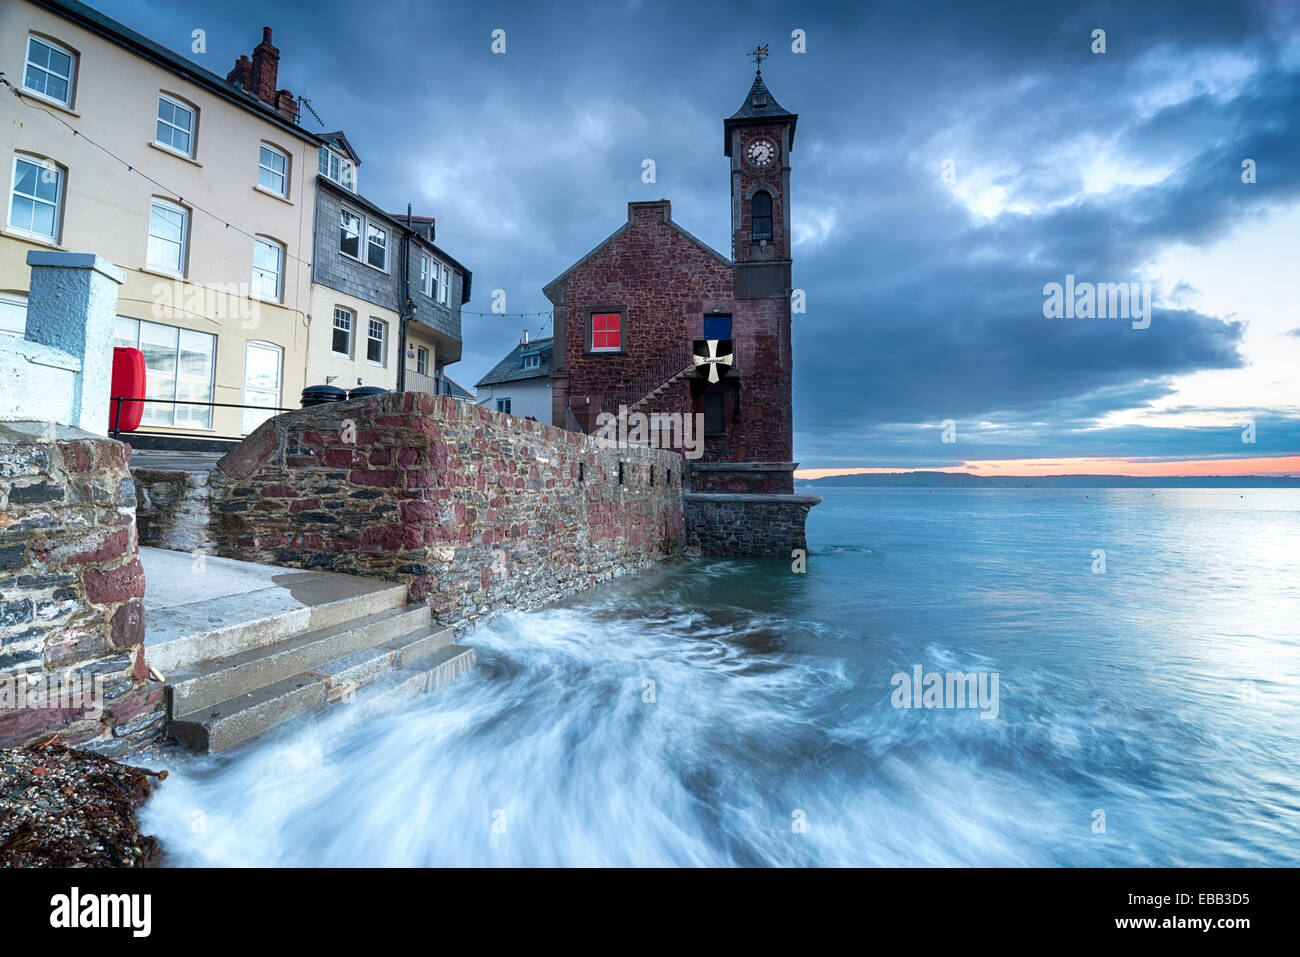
[749,44,768,73]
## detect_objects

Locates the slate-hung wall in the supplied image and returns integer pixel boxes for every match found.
[312,182,465,337]
[204,393,685,629]
[312,184,406,315]
[0,426,161,748]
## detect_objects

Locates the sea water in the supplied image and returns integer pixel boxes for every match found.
[140,488,1300,866]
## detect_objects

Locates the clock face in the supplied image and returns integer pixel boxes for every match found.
[746,137,777,168]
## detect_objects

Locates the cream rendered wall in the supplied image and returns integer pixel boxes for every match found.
[404,323,439,388]
[305,284,401,392]
[0,1,318,438]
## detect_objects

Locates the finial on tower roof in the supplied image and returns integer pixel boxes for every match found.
[748,44,769,74]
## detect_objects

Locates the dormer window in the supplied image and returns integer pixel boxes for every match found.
[523,353,541,371]
[751,191,772,242]
[318,146,355,191]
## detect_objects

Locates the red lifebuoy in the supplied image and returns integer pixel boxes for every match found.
[109,346,146,431]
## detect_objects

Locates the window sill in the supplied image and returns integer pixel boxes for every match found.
[250,293,283,306]
[319,175,357,194]
[253,185,293,205]
[148,141,202,167]
[339,250,389,274]
[20,89,79,117]
[586,349,628,356]
[139,264,186,281]
[0,226,64,249]
[331,351,353,359]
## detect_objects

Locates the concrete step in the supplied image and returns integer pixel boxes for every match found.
[169,674,328,753]
[169,643,475,753]
[308,646,396,704]
[382,626,453,666]
[334,645,477,722]
[166,604,432,716]
[145,563,409,675]
[303,626,453,703]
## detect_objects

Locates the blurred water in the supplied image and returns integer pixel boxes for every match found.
[140,488,1300,866]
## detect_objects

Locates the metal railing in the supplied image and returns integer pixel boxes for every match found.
[605,348,694,415]
[404,369,441,395]
[565,404,584,434]
[109,396,296,444]
[605,347,695,419]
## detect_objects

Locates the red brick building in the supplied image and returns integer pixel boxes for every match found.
[543,68,819,554]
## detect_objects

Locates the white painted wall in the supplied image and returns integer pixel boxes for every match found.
[477,378,551,421]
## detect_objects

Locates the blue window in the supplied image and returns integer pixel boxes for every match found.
[703,314,732,340]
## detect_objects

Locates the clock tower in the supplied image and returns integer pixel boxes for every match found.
[725,66,797,299]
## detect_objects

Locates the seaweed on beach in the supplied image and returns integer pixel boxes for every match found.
[0,742,166,868]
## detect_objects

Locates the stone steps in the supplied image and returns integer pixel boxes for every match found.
[335,645,477,723]
[146,572,409,675]
[143,550,476,753]
[168,623,466,753]
[198,643,477,750]
[165,604,435,716]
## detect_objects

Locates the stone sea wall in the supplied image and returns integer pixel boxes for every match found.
[0,423,161,749]
[683,494,816,555]
[199,393,686,629]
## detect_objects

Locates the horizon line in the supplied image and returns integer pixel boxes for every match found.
[794,455,1300,480]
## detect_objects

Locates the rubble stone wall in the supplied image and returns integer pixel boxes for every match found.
[199,393,686,630]
[0,423,159,749]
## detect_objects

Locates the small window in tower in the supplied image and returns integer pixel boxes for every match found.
[751,192,772,243]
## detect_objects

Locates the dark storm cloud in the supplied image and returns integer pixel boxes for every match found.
[94,0,1300,467]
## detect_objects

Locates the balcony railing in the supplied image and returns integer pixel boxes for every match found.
[404,369,441,394]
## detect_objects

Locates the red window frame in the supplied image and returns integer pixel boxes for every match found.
[591,312,621,351]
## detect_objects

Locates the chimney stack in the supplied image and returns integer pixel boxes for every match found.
[228,26,296,118]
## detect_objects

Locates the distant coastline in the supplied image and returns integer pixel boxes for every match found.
[797,471,1300,489]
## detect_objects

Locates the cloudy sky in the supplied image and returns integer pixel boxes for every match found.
[95,0,1300,474]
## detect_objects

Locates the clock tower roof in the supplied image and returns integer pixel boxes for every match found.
[724,71,797,156]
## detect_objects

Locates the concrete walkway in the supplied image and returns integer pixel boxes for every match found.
[139,547,407,674]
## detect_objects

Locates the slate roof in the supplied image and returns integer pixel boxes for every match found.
[723,71,798,155]
[319,131,362,165]
[31,0,321,145]
[476,338,554,387]
[441,374,475,399]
